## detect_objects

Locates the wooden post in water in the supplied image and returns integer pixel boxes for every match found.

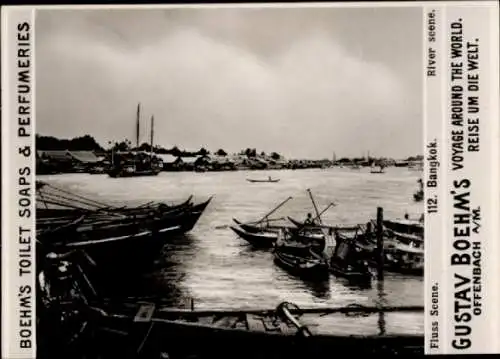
[376,207,386,335]
[376,207,384,281]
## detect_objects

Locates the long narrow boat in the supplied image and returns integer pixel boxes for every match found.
[232,218,286,233]
[246,178,280,183]
[107,163,162,178]
[287,216,360,232]
[78,300,423,357]
[37,197,213,272]
[383,219,424,237]
[273,242,329,280]
[231,223,325,250]
[384,243,424,276]
[230,225,277,248]
[36,195,194,220]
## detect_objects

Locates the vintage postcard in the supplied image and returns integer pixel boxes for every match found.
[1,2,499,358]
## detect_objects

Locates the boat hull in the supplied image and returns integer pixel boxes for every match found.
[273,250,329,280]
[383,220,424,237]
[329,261,372,284]
[246,179,280,183]
[82,304,423,358]
[107,168,161,178]
[230,225,276,248]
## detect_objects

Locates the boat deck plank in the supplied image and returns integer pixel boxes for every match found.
[134,304,156,322]
[245,314,266,332]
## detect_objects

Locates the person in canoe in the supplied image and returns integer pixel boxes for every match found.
[304,213,318,225]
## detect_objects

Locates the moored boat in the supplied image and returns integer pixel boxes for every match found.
[384,242,424,276]
[287,216,360,232]
[329,231,373,284]
[383,219,424,237]
[230,225,277,248]
[232,218,286,234]
[78,300,423,357]
[273,230,329,280]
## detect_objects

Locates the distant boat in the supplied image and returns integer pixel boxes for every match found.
[107,104,162,178]
[370,163,385,174]
[246,177,280,183]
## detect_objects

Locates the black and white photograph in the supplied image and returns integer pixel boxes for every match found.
[34,4,427,358]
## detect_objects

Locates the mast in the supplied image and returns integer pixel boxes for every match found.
[150,115,154,157]
[136,103,141,149]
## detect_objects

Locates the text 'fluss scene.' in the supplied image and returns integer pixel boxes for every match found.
[35,6,425,359]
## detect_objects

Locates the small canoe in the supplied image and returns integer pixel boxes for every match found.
[246,178,280,183]
[273,247,329,280]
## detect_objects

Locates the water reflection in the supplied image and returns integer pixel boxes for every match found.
[301,278,331,300]
[376,279,387,335]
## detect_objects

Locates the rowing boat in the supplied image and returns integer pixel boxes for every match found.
[246,178,280,183]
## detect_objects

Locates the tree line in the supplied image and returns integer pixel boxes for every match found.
[36,135,283,159]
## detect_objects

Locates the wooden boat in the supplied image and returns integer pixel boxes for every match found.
[287,216,360,232]
[328,233,373,284]
[46,298,424,358]
[230,225,278,248]
[246,178,280,183]
[384,243,424,276]
[383,219,424,237]
[273,249,329,279]
[107,165,161,178]
[36,180,194,220]
[231,224,325,250]
[329,261,372,284]
[38,222,182,273]
[107,104,162,178]
[273,230,329,280]
[37,197,209,235]
[387,230,424,249]
[37,197,212,271]
[232,218,325,238]
[232,218,286,233]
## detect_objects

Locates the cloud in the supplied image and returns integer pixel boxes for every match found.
[36,9,421,158]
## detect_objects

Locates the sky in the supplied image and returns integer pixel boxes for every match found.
[36,5,423,159]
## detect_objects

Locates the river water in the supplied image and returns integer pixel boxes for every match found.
[38,167,423,315]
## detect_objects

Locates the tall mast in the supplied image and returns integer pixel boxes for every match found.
[150,115,154,156]
[136,103,141,149]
